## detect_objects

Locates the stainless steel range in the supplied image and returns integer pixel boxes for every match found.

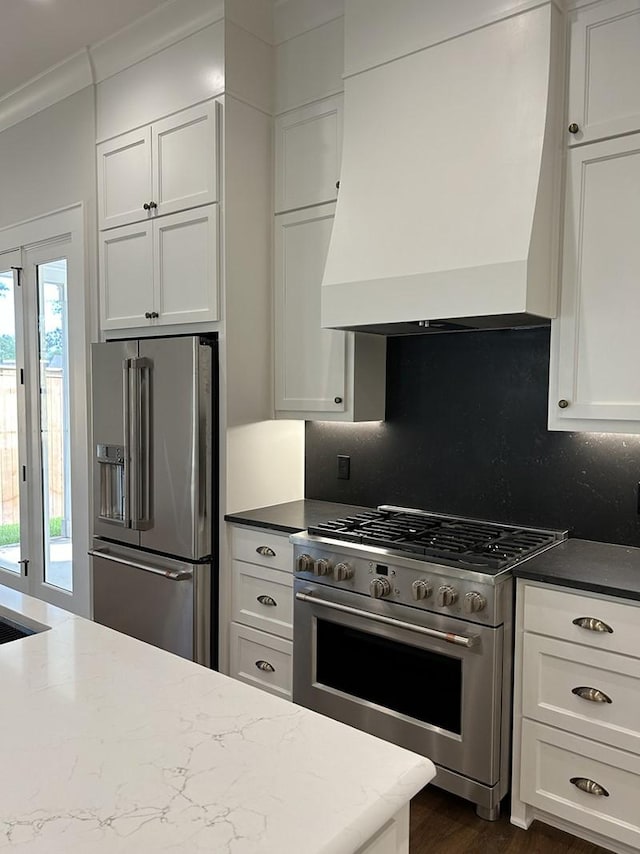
[292,506,567,820]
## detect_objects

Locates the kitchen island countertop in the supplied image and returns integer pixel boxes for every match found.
[0,586,434,853]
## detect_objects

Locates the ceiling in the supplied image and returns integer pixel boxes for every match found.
[0,0,171,99]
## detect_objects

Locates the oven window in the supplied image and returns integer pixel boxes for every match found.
[316,619,462,734]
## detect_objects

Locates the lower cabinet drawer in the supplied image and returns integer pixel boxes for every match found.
[229,623,292,701]
[523,584,640,659]
[521,719,640,850]
[231,526,293,573]
[232,560,293,639]
[523,633,640,753]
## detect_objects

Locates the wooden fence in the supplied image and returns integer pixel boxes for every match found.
[0,365,65,526]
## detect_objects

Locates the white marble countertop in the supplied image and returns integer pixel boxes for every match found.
[0,587,435,853]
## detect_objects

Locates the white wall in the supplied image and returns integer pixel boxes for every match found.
[0,87,96,232]
[96,22,225,142]
[275,17,344,114]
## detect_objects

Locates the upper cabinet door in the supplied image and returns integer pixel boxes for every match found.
[549,134,640,432]
[100,221,154,330]
[152,102,219,217]
[274,95,343,213]
[153,206,219,326]
[275,204,346,412]
[567,0,640,145]
[97,127,153,230]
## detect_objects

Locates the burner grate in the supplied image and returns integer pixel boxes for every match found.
[307,510,559,572]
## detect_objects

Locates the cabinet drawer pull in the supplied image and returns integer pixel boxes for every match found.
[255,660,275,673]
[570,777,609,798]
[257,595,277,607]
[256,546,276,557]
[572,686,612,704]
[572,617,613,634]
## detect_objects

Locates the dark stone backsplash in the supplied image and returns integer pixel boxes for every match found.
[305,327,640,547]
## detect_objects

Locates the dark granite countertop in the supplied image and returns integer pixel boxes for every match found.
[514,538,640,601]
[224,499,375,535]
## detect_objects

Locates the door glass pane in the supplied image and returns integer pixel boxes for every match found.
[37,260,72,591]
[0,270,21,574]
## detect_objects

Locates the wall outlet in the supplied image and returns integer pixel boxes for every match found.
[337,455,351,480]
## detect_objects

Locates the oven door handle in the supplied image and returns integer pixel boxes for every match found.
[295,591,478,648]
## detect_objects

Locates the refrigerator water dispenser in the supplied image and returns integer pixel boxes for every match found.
[97,443,125,523]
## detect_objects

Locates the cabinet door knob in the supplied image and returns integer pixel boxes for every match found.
[334,396,343,404]
[558,399,569,409]
[144,311,152,319]
[148,201,157,209]
[568,123,580,134]
[335,180,340,190]
[151,311,159,319]
[143,202,151,211]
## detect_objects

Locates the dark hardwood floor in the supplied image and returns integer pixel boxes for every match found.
[410,786,613,854]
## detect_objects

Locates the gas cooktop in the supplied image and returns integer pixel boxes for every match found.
[306,505,566,574]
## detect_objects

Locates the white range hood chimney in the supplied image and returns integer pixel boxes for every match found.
[322,1,564,334]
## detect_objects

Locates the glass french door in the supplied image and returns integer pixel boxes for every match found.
[0,242,77,608]
[0,251,29,584]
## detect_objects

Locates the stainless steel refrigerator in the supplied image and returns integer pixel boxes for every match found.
[89,335,217,667]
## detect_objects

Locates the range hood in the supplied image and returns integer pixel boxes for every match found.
[321,3,563,335]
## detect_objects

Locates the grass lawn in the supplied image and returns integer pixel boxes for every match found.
[0,517,62,547]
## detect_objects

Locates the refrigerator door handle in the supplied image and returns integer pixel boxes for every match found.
[88,548,192,581]
[128,357,153,531]
[122,358,132,528]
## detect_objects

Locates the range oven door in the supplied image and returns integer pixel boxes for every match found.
[293,582,503,786]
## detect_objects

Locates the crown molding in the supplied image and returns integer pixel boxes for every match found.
[91,0,225,83]
[0,0,228,135]
[0,50,93,136]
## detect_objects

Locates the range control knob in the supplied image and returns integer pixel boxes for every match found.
[412,580,433,601]
[437,585,458,607]
[370,577,392,599]
[296,555,315,572]
[333,562,354,582]
[463,591,487,614]
[313,558,332,576]
[296,554,315,573]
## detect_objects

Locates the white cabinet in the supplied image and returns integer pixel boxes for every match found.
[99,221,154,328]
[151,103,219,217]
[274,204,386,421]
[230,623,293,700]
[97,127,152,231]
[550,1,640,434]
[567,0,640,146]
[97,101,218,231]
[154,206,219,325]
[549,134,640,432]
[275,204,345,413]
[273,96,386,422]
[512,580,640,853]
[274,95,342,213]
[100,205,218,330]
[228,526,294,700]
